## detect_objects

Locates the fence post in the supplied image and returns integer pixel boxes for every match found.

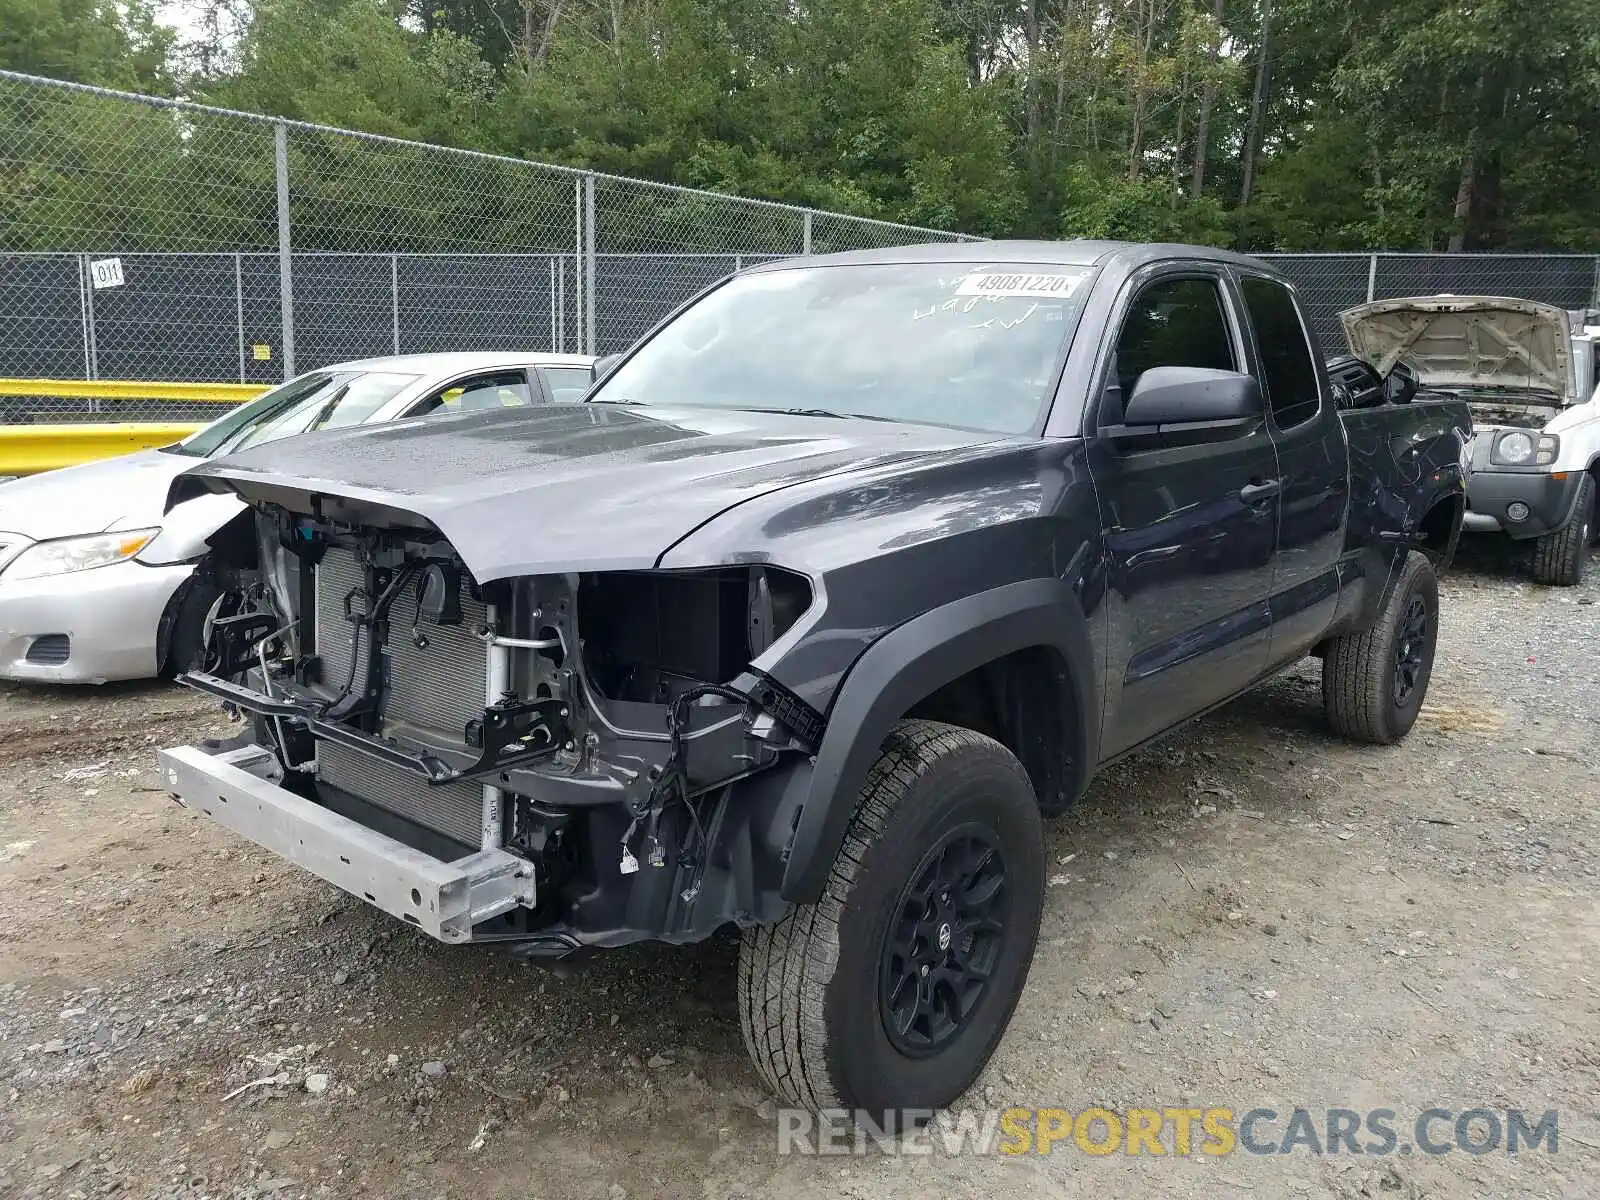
[547,259,557,353]
[390,254,401,355]
[802,211,813,256]
[1366,254,1378,303]
[573,179,584,355]
[235,253,246,383]
[1592,256,1600,308]
[584,173,597,356]
[80,255,100,389]
[557,256,566,353]
[76,253,92,381]
[274,121,296,380]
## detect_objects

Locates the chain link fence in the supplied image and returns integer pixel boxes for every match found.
[1264,252,1600,351]
[0,69,970,421]
[5,69,1600,425]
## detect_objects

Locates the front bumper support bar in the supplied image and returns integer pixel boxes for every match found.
[178,670,566,786]
[158,744,535,943]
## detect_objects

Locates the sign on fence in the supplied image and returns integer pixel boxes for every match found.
[88,258,124,289]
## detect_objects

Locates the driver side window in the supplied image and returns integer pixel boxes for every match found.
[1108,276,1237,419]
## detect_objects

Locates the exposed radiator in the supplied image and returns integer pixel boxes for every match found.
[314,547,489,737]
[318,742,483,848]
[312,546,489,848]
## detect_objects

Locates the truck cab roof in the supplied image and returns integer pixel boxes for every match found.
[746,239,1286,275]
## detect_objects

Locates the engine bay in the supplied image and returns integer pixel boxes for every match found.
[183,503,821,947]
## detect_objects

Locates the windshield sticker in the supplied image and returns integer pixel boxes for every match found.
[955,272,1084,300]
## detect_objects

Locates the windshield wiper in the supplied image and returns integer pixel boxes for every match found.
[585,396,644,405]
[740,407,900,423]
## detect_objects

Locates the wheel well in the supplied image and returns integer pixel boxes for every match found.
[154,575,193,676]
[902,646,1079,813]
[1418,494,1463,569]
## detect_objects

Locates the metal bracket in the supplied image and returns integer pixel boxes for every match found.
[458,697,570,784]
[209,612,280,677]
[440,849,539,938]
[744,670,824,751]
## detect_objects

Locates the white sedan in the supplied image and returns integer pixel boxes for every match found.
[0,351,595,683]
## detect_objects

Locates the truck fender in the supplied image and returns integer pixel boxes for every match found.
[778,577,1099,903]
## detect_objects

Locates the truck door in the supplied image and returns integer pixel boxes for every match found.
[1088,270,1281,757]
[1231,272,1346,665]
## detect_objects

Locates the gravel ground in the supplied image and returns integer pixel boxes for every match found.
[1,536,1597,1200]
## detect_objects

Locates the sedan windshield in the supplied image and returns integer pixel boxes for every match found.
[590,262,1094,433]
[166,370,420,458]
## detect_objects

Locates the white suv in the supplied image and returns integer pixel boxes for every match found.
[1341,296,1600,585]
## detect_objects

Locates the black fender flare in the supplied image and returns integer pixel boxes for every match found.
[778,577,1099,903]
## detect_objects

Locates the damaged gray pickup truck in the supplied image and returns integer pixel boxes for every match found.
[156,241,1470,1123]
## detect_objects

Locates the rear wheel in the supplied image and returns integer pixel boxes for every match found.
[738,720,1044,1126]
[1323,550,1438,745]
[1530,473,1594,587]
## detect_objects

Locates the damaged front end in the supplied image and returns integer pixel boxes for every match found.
[162,502,821,954]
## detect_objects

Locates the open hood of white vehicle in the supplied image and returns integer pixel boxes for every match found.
[1339,296,1576,403]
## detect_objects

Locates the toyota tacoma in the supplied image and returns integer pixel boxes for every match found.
[154,242,1470,1124]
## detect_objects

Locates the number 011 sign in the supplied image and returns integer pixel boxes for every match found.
[89,258,125,289]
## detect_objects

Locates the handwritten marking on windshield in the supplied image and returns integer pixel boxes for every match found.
[999,303,1040,330]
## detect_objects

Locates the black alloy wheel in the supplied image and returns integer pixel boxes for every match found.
[879,828,1010,1057]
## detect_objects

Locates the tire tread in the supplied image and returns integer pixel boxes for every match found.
[737,720,1021,1110]
[1323,550,1436,745]
[1531,474,1593,587]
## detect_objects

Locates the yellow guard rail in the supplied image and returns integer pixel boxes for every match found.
[0,379,268,475]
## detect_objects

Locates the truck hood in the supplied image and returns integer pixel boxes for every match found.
[0,447,194,541]
[1339,296,1576,403]
[171,403,998,578]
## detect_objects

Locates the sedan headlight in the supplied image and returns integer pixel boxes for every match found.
[1490,430,1559,468]
[2,528,160,582]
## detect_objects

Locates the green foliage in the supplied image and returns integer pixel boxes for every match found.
[1059,167,1231,245]
[8,0,1600,249]
[0,0,172,89]
[210,0,492,145]
[477,0,1024,236]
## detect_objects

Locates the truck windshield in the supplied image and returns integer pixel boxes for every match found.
[590,262,1094,434]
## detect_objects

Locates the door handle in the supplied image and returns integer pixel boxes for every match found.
[1239,479,1282,504]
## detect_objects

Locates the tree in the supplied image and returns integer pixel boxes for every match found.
[1300,0,1600,249]
[0,0,172,90]
[9,0,1600,252]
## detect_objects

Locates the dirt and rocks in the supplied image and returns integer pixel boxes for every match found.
[1,538,1597,1199]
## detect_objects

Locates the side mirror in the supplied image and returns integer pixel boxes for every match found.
[1382,361,1419,405]
[1122,366,1263,427]
[591,353,621,383]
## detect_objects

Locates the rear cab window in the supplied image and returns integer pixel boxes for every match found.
[1239,276,1322,429]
